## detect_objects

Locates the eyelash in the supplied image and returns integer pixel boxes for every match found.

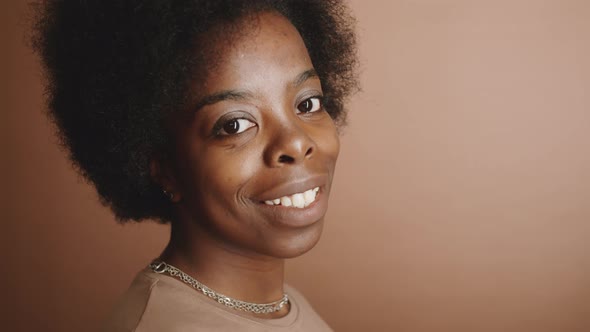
[213,116,256,137]
[212,96,325,137]
[297,96,324,114]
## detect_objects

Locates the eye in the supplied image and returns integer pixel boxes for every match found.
[218,118,256,135]
[297,96,323,113]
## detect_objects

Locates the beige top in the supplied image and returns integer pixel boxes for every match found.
[103,267,333,332]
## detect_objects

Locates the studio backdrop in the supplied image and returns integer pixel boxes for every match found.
[3,0,590,331]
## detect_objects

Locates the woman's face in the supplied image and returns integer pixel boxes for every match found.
[168,12,340,258]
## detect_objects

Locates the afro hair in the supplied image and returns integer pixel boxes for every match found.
[31,0,359,223]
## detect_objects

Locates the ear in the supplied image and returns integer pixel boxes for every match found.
[150,156,182,203]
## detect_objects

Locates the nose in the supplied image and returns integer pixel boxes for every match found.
[264,121,316,167]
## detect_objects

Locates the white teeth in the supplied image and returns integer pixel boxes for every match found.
[280,196,292,207]
[303,189,316,206]
[263,187,320,208]
[292,193,305,208]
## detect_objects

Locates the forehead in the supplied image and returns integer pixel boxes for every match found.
[197,12,315,93]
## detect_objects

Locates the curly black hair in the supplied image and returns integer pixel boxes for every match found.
[31,0,358,223]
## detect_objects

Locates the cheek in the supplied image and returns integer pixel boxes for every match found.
[316,121,341,165]
[178,148,260,230]
[331,129,341,160]
[198,147,261,203]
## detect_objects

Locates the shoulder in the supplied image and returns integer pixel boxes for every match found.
[284,284,333,332]
[102,268,262,332]
[102,268,232,332]
[101,269,159,332]
[102,268,332,332]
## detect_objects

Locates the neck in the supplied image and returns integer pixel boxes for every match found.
[159,220,286,304]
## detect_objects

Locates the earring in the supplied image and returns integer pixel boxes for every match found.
[162,189,174,201]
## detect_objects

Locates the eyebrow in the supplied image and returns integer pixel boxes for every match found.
[193,68,319,112]
[193,90,253,112]
[292,68,319,87]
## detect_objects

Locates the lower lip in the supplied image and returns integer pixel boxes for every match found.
[255,189,328,228]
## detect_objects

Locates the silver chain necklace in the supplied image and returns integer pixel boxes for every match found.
[149,261,289,314]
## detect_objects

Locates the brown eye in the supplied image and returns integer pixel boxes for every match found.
[223,119,239,134]
[219,118,256,136]
[297,97,322,113]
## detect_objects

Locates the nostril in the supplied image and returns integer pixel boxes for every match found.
[278,155,295,163]
[305,147,313,157]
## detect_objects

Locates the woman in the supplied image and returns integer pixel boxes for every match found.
[32,0,358,330]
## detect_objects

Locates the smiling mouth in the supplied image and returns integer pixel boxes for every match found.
[262,187,320,209]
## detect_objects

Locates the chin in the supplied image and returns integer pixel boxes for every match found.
[265,219,325,259]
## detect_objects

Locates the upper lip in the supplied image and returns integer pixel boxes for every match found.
[254,174,328,202]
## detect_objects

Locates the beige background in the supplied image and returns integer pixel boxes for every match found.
[3,0,590,331]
